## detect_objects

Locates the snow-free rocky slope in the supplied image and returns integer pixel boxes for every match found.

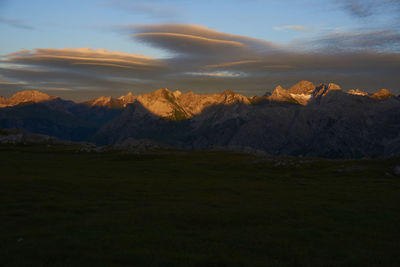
[1,81,399,158]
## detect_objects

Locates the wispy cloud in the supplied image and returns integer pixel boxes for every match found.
[185,71,244,78]
[1,24,400,95]
[0,47,167,92]
[273,25,309,32]
[335,0,400,19]
[130,24,281,59]
[0,17,34,30]
[299,29,400,53]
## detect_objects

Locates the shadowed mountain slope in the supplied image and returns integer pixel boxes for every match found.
[1,82,399,158]
[0,98,122,141]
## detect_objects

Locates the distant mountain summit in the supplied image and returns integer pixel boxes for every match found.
[268,81,342,105]
[371,89,394,100]
[0,90,56,107]
[288,80,316,95]
[267,81,394,105]
[118,92,135,105]
[80,81,395,113]
[84,88,250,119]
[2,82,394,111]
[347,89,368,96]
[1,82,398,159]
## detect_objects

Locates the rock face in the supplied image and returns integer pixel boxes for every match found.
[0,90,57,107]
[288,80,316,94]
[135,88,189,119]
[118,92,136,105]
[85,89,250,119]
[269,81,316,105]
[1,83,399,159]
[371,89,394,100]
[267,81,343,105]
[92,84,400,158]
[312,83,342,99]
[347,89,368,96]
[0,96,8,106]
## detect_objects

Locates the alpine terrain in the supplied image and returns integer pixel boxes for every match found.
[1,80,399,158]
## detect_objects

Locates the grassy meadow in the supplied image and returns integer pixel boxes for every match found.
[0,145,399,266]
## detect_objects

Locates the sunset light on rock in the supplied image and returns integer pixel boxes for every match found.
[1,1,400,266]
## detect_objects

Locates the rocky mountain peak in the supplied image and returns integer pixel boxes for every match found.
[154,88,173,95]
[118,92,136,105]
[287,80,316,94]
[269,82,315,105]
[126,92,133,96]
[328,83,341,91]
[134,88,189,119]
[269,85,287,99]
[92,96,111,105]
[371,89,394,100]
[0,97,9,108]
[10,90,56,105]
[0,90,57,107]
[173,90,182,98]
[0,96,8,104]
[313,83,342,98]
[274,85,285,93]
[219,90,250,105]
[98,96,111,101]
[347,89,368,96]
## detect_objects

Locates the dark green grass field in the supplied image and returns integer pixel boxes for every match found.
[1,145,399,266]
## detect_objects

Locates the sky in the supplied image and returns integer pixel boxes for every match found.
[0,0,399,100]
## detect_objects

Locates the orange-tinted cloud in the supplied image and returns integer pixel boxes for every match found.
[3,48,162,70]
[0,48,168,95]
[130,24,280,58]
[1,24,400,98]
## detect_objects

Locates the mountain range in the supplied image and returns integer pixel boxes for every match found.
[0,80,399,158]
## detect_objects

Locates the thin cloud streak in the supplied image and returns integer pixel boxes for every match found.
[296,30,400,53]
[131,24,281,56]
[0,17,34,30]
[0,24,399,98]
[273,25,310,32]
[0,47,169,95]
[336,0,400,18]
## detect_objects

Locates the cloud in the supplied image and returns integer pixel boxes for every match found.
[129,24,281,58]
[0,24,400,98]
[185,71,244,78]
[273,25,309,32]
[128,24,400,73]
[338,0,374,18]
[0,17,34,30]
[0,47,168,93]
[335,0,400,19]
[1,47,164,73]
[299,30,400,53]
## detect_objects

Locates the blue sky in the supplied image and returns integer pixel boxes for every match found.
[0,0,359,55]
[0,0,399,100]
